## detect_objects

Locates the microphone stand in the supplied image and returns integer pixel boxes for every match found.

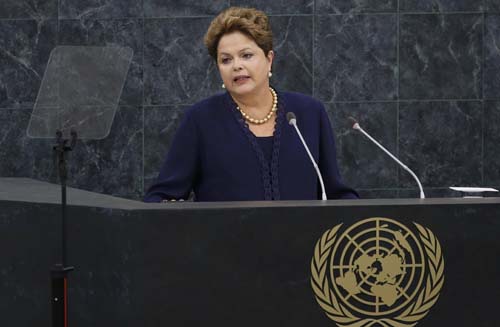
[287,113,327,200]
[51,130,77,327]
[349,118,425,199]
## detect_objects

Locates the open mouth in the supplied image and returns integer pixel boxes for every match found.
[233,75,250,83]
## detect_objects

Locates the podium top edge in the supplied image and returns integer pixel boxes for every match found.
[2,178,500,211]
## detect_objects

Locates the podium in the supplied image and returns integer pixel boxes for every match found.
[1,177,499,327]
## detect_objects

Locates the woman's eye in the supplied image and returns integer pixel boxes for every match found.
[243,53,253,59]
[221,58,231,64]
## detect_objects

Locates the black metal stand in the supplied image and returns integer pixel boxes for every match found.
[51,130,77,327]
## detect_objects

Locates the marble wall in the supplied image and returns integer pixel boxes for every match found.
[1,0,499,200]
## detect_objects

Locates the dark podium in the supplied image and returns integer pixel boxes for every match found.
[1,178,499,327]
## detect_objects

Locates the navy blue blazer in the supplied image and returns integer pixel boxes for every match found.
[144,90,358,202]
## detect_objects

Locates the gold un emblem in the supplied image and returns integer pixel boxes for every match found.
[311,217,444,327]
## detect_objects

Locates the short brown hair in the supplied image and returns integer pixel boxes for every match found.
[204,7,273,61]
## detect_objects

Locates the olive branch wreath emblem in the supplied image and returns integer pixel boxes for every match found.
[310,221,444,327]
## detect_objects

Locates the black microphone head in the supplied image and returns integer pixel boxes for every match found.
[286,112,296,125]
[347,116,358,125]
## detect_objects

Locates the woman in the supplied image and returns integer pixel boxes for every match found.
[144,7,358,202]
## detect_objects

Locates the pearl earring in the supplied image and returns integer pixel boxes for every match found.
[268,71,273,78]
[222,83,226,89]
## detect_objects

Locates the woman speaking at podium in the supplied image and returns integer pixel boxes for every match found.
[144,7,358,202]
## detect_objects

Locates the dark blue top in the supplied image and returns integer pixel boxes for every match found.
[256,136,274,164]
[144,90,358,202]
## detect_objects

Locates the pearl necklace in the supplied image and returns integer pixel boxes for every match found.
[237,88,277,125]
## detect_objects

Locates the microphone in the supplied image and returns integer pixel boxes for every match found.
[348,117,425,199]
[287,112,327,200]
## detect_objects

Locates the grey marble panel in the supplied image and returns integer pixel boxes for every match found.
[0,0,57,19]
[0,110,50,178]
[0,107,143,198]
[325,102,398,189]
[399,101,482,188]
[270,16,312,95]
[314,15,397,102]
[484,0,500,13]
[60,0,143,19]
[143,106,188,192]
[484,101,500,185]
[231,0,313,14]
[41,106,144,199]
[144,0,228,17]
[400,14,482,100]
[398,187,457,198]
[144,18,221,105]
[486,0,500,12]
[58,19,144,106]
[357,189,398,199]
[0,20,57,109]
[315,0,396,13]
[484,15,500,100]
[400,0,483,12]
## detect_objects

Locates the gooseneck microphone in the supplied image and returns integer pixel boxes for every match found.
[287,112,327,200]
[348,117,425,199]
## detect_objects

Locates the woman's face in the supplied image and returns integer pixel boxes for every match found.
[217,31,273,97]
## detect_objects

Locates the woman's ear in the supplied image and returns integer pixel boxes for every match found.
[267,50,274,70]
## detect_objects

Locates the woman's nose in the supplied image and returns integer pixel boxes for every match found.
[232,59,243,71]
